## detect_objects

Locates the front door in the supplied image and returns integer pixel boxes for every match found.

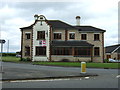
[107,55,111,59]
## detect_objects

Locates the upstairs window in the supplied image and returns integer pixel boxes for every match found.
[37,31,45,39]
[69,32,75,39]
[94,47,100,56]
[54,33,61,39]
[94,34,100,41]
[25,33,30,39]
[81,34,87,40]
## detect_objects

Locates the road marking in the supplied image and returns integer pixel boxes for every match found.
[4,78,70,83]
[84,77,90,79]
[116,75,120,78]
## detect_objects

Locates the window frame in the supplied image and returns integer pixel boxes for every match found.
[25,33,31,39]
[37,31,45,40]
[69,32,75,39]
[81,33,87,40]
[74,47,91,57]
[52,47,72,55]
[53,32,62,40]
[35,46,46,56]
[94,34,100,41]
[94,47,100,56]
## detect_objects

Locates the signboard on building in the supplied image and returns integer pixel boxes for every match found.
[0,39,6,44]
[39,40,46,46]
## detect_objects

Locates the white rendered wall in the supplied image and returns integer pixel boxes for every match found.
[32,21,50,61]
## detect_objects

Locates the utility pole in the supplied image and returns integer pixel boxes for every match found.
[0,39,6,73]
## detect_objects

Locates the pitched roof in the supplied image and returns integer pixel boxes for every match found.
[105,44,120,53]
[20,20,76,30]
[20,20,106,32]
[48,20,76,29]
[51,40,94,47]
[74,26,105,32]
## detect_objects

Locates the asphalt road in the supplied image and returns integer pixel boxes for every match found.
[2,62,119,88]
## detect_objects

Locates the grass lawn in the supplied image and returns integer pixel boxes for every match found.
[2,56,20,62]
[33,62,120,69]
[1,56,120,69]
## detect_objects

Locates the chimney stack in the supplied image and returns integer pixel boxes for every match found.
[76,16,81,26]
[34,14,38,20]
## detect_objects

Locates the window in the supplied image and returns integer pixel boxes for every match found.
[37,31,45,39]
[94,47,100,56]
[25,47,30,56]
[94,34,100,41]
[52,47,72,55]
[81,34,87,40]
[75,47,91,56]
[69,33,75,39]
[54,33,61,39]
[36,47,46,56]
[25,33,30,39]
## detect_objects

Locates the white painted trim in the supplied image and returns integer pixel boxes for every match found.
[25,32,31,33]
[81,33,87,34]
[69,32,75,33]
[53,32,62,33]
[106,53,111,54]
[94,33,100,34]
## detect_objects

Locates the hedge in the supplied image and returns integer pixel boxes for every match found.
[1,53,16,56]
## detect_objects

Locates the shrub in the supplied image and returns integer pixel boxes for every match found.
[104,59,109,63]
[21,58,31,61]
[2,53,16,56]
[60,59,70,62]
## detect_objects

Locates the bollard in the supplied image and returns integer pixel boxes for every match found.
[81,62,86,74]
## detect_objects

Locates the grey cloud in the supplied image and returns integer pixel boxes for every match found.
[0,1,118,52]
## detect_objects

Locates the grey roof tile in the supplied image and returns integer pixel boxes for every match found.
[20,20,106,32]
[105,44,120,53]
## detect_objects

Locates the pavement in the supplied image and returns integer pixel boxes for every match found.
[2,62,98,81]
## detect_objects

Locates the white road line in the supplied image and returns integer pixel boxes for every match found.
[4,78,70,83]
[116,75,120,78]
[84,77,90,79]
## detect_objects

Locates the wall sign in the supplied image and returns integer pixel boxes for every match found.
[39,40,46,46]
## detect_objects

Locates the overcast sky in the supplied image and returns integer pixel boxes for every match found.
[0,0,119,52]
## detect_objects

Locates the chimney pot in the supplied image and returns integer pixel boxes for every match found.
[76,16,81,26]
[34,14,38,20]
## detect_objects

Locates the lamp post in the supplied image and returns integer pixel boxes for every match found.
[0,39,6,73]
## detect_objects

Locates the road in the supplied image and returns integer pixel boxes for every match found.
[1,62,119,88]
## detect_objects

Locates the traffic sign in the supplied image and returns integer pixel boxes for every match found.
[0,39,6,44]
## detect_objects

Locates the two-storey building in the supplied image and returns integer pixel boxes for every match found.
[20,15,106,62]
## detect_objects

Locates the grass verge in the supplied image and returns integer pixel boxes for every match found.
[2,56,120,69]
[33,62,120,69]
[2,56,20,62]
